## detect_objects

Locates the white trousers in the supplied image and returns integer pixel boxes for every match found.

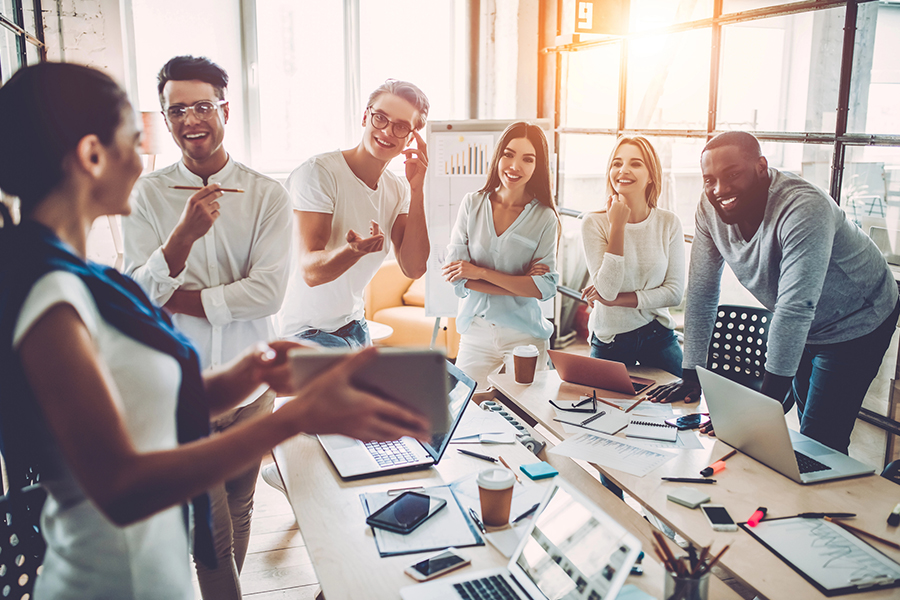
[454,317,550,392]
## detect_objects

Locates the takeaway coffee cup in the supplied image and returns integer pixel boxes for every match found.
[477,467,516,526]
[513,345,539,384]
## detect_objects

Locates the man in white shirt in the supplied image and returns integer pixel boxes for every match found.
[122,56,291,600]
[278,79,430,348]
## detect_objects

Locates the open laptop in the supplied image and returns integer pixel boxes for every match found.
[548,350,654,395]
[401,476,641,600]
[319,360,476,480]
[697,367,875,484]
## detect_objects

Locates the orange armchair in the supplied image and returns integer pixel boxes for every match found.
[364,260,460,359]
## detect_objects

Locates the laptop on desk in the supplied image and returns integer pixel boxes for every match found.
[319,361,476,480]
[548,350,654,395]
[696,367,875,484]
[401,477,641,600]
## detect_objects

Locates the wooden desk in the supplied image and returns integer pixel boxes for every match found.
[272,404,742,599]
[489,369,900,600]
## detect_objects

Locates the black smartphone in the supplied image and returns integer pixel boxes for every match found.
[365,492,447,534]
[665,413,710,430]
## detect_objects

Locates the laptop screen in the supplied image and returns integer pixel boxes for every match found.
[420,362,475,461]
[513,484,637,600]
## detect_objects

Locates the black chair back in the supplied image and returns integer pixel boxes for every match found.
[707,305,773,393]
[0,483,46,599]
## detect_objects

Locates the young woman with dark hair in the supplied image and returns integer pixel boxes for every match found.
[0,62,428,600]
[442,122,560,392]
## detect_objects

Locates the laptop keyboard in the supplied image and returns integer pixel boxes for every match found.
[453,575,518,600]
[795,450,832,474]
[366,439,418,467]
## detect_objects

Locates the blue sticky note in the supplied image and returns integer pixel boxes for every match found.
[519,461,559,480]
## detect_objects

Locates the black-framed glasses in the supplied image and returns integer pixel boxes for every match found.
[164,100,226,123]
[367,106,413,138]
[549,394,597,414]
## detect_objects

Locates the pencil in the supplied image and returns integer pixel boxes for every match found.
[588,392,624,411]
[624,396,646,413]
[825,516,900,551]
[498,456,521,483]
[696,544,729,577]
[169,185,244,193]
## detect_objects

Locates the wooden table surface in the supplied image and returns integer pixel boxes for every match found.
[489,368,900,600]
[273,402,742,599]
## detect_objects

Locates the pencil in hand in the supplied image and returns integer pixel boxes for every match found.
[169,185,244,193]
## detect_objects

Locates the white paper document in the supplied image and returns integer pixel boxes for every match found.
[549,432,675,477]
[451,406,518,444]
[627,429,705,450]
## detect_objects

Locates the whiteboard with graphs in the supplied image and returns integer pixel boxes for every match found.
[424,119,553,318]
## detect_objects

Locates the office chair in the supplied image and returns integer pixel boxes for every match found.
[0,467,46,599]
[882,460,900,486]
[707,305,773,393]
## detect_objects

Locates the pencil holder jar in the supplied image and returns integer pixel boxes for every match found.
[664,570,709,600]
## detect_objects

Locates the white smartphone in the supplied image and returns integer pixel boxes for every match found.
[404,547,471,582]
[700,504,738,532]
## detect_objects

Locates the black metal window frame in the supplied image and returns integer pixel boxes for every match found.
[0,0,46,81]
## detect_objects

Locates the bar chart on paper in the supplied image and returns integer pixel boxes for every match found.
[436,134,494,176]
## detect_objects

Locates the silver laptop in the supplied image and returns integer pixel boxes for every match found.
[320,361,476,480]
[697,367,874,484]
[401,477,641,600]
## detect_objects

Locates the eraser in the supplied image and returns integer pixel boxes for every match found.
[666,486,711,509]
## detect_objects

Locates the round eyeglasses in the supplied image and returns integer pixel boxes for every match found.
[165,100,227,123]
[367,106,413,139]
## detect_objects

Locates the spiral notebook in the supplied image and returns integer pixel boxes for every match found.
[625,417,678,442]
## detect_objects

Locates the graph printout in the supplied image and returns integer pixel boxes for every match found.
[549,432,674,477]
[435,134,495,177]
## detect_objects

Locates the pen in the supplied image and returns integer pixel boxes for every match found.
[889,503,900,527]
[386,485,425,496]
[797,512,855,519]
[581,411,606,426]
[498,456,521,483]
[825,516,900,551]
[169,185,244,193]
[468,508,486,533]
[457,448,497,463]
[747,506,767,527]
[512,503,540,524]
[700,448,737,477]
[661,477,717,484]
[553,418,606,434]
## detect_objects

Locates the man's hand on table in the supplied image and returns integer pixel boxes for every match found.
[647,369,702,404]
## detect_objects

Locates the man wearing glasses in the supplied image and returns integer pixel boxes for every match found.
[122,55,291,600]
[278,79,430,349]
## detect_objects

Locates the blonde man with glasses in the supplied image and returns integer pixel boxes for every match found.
[122,55,291,600]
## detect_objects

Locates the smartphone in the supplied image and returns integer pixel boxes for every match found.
[665,413,711,430]
[700,504,738,532]
[365,492,447,534]
[404,548,471,581]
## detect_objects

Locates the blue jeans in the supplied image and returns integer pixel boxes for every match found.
[789,299,900,454]
[293,319,371,349]
[590,320,683,377]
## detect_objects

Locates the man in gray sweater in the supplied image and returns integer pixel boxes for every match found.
[652,131,898,454]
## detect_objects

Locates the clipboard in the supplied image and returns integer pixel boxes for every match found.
[360,484,484,557]
[739,516,900,596]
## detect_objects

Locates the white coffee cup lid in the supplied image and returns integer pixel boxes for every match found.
[513,344,539,358]
[477,467,516,490]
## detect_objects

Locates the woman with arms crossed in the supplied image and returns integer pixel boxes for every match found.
[442,122,559,392]
[0,63,428,600]
[581,136,685,378]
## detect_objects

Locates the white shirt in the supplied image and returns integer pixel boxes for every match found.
[123,158,292,384]
[15,272,193,600]
[446,191,559,339]
[581,208,685,343]
[279,150,410,336]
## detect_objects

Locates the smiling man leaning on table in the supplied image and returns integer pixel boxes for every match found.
[487,368,900,600]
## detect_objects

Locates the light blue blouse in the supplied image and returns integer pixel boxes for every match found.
[447,191,559,339]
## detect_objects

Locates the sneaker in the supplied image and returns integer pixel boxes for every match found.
[261,462,286,495]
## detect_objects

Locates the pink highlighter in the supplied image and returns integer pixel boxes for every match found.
[748,506,768,527]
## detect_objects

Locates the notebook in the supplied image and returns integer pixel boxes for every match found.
[319,361,476,480]
[625,417,678,442]
[400,477,641,600]
[696,367,875,484]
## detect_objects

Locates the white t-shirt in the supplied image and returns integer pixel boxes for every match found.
[13,271,193,600]
[279,150,411,336]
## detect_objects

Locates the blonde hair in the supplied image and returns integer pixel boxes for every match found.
[605,136,663,208]
[366,79,429,131]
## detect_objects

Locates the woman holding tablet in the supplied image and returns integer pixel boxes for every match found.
[581,136,685,377]
[442,122,559,392]
[0,63,428,600]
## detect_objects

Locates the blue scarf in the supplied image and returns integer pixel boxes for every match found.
[0,220,216,568]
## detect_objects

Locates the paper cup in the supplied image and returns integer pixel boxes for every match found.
[476,467,515,526]
[513,345,539,384]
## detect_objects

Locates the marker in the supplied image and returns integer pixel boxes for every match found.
[700,449,737,477]
[889,503,900,527]
[661,477,717,484]
[457,448,497,463]
[748,506,767,527]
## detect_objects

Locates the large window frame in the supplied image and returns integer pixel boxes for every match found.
[0,0,45,82]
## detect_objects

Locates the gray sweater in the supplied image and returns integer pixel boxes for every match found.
[683,168,898,376]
